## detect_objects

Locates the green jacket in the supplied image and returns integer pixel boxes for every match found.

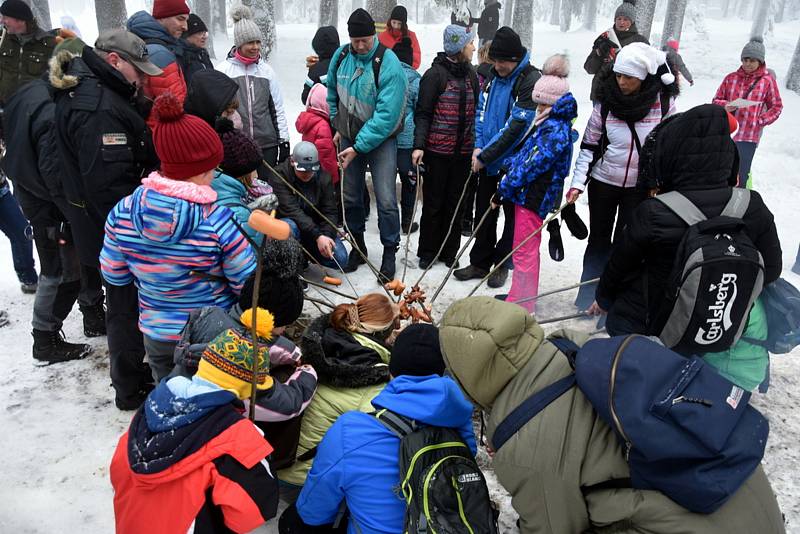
[277,314,390,486]
[439,297,784,534]
[0,26,55,105]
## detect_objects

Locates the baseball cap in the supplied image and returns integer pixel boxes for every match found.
[291,141,321,172]
[95,29,163,77]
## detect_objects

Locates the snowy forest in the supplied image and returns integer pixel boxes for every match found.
[30,0,800,93]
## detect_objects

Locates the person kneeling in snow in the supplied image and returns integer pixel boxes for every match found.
[281,323,476,533]
[110,317,281,533]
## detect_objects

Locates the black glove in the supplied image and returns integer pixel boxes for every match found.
[278,141,290,163]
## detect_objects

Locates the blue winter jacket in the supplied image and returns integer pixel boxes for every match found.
[296,374,476,534]
[499,93,579,217]
[327,38,408,154]
[126,11,182,72]
[210,172,263,246]
[475,51,540,175]
[397,63,421,150]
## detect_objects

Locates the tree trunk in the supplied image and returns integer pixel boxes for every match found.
[774,0,785,22]
[27,0,51,30]
[95,0,127,32]
[193,0,216,59]
[243,0,277,60]
[559,0,572,31]
[366,0,397,25]
[635,0,658,40]
[660,0,687,47]
[513,0,534,50]
[212,0,227,36]
[549,0,560,25]
[582,0,598,31]
[320,0,338,26]
[275,0,285,22]
[737,0,751,18]
[504,0,515,26]
[786,32,800,93]
[722,0,732,17]
[750,0,771,38]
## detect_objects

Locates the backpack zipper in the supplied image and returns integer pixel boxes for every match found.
[452,476,476,534]
[610,336,635,460]
[401,442,467,500]
[422,455,463,534]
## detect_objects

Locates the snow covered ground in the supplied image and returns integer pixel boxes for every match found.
[0,7,798,533]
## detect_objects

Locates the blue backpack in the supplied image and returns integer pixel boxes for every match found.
[493,335,769,514]
[745,278,800,354]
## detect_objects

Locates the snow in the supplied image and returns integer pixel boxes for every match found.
[0,9,798,534]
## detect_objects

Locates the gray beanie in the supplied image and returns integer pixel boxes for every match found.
[231,5,264,49]
[741,37,766,63]
[614,2,637,22]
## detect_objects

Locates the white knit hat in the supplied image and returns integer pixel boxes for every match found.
[231,5,263,48]
[613,42,675,84]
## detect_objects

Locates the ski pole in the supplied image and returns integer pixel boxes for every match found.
[536,311,590,325]
[399,164,423,299]
[514,278,601,305]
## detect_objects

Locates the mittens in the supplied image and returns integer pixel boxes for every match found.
[547,219,564,262]
[561,202,588,240]
[247,193,280,212]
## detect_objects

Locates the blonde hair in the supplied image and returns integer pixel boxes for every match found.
[330,293,399,334]
[478,40,493,64]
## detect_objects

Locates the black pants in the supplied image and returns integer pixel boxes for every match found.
[279,503,348,534]
[397,148,417,226]
[257,146,280,183]
[418,153,471,262]
[462,170,478,226]
[575,180,646,309]
[469,171,514,271]
[106,281,150,402]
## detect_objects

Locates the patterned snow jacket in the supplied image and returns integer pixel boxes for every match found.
[712,63,783,144]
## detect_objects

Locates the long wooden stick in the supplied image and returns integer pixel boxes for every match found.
[514,278,601,305]
[248,235,268,421]
[399,166,423,300]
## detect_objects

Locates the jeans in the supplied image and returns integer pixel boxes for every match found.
[397,148,417,226]
[106,281,150,402]
[0,181,37,284]
[283,218,348,269]
[144,335,178,383]
[735,141,757,189]
[469,171,514,271]
[340,136,401,248]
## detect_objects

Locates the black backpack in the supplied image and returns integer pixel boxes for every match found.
[654,189,765,354]
[373,409,499,534]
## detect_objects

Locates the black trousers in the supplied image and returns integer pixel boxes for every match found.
[418,153,471,262]
[462,170,478,226]
[575,180,646,309]
[397,148,417,226]
[279,503,347,534]
[106,281,150,402]
[469,171,514,271]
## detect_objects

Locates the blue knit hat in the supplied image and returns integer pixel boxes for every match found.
[443,24,474,57]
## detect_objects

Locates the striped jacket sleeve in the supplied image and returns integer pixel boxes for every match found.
[213,207,257,294]
[100,203,134,286]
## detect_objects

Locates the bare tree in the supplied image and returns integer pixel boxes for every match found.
[583,0,598,31]
[366,0,397,23]
[549,0,561,25]
[95,0,127,32]
[737,0,751,18]
[242,0,277,60]
[560,0,572,31]
[636,0,658,40]
[193,0,216,59]
[513,0,533,50]
[787,32,800,93]
[660,0,687,47]
[320,0,338,26]
[212,0,227,37]
[27,0,51,30]
[504,0,515,26]
[275,0,285,23]
[722,0,732,17]
[774,0,786,21]
[750,0,771,39]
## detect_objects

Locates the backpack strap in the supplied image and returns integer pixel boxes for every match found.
[373,409,417,438]
[660,92,671,121]
[655,191,708,225]
[720,188,751,219]
[372,43,387,89]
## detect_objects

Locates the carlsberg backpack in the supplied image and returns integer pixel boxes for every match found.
[655,189,765,354]
[372,410,499,534]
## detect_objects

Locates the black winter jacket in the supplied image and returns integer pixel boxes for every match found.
[179,40,214,87]
[478,2,502,41]
[268,159,338,241]
[1,78,61,202]
[51,47,157,266]
[184,69,239,127]
[584,26,649,101]
[597,105,782,336]
[302,26,340,104]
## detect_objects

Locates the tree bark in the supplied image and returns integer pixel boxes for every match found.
[750,0,771,39]
[275,0,285,22]
[95,0,127,32]
[660,0,687,47]
[560,0,572,31]
[774,0,785,22]
[786,31,800,93]
[582,0,598,31]
[504,0,515,26]
[212,0,227,36]
[243,0,277,60]
[737,0,751,18]
[513,0,534,50]
[550,0,561,25]
[27,0,51,30]
[320,0,339,26]
[193,0,216,59]
[366,0,397,24]
[635,0,658,40]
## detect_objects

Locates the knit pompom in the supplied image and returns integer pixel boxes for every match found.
[240,307,275,341]
[261,238,304,279]
[152,93,184,123]
[215,116,236,135]
[542,54,570,78]
[231,5,253,23]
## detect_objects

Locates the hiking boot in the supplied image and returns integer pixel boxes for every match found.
[487,267,509,288]
[343,233,367,273]
[453,264,489,281]
[444,258,460,269]
[20,282,37,294]
[115,383,155,411]
[80,303,107,337]
[418,257,433,269]
[378,246,398,284]
[461,218,473,238]
[32,329,91,365]
[402,221,419,235]
[0,310,8,328]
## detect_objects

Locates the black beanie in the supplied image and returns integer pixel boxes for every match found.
[489,26,526,62]
[393,37,413,66]
[389,324,446,378]
[216,118,262,179]
[348,8,376,38]
[390,5,408,23]
[0,0,33,23]
[239,239,305,327]
[185,13,208,37]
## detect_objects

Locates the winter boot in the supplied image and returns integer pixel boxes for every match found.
[402,221,419,234]
[378,246,398,284]
[80,303,107,337]
[343,233,368,273]
[453,264,489,281]
[32,329,92,365]
[115,383,155,411]
[487,266,509,288]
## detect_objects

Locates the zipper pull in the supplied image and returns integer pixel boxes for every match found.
[624,441,631,462]
[672,396,713,407]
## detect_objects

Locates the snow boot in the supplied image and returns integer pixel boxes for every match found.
[343,233,367,273]
[81,303,107,337]
[32,329,91,365]
[487,267,509,288]
[454,264,489,281]
[378,246,398,284]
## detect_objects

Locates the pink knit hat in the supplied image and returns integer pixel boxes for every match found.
[531,54,570,106]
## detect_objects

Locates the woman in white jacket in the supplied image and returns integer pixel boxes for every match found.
[567,43,678,311]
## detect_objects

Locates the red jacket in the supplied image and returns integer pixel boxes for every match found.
[111,388,277,534]
[296,109,339,182]
[378,28,422,70]
[712,64,783,144]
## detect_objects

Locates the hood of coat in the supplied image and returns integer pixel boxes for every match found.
[644,104,739,192]
[130,173,217,245]
[432,52,473,78]
[372,374,474,427]
[300,314,391,388]
[184,69,239,127]
[127,10,179,45]
[492,49,531,80]
[49,47,137,100]
[439,297,545,410]
[296,109,329,132]
[305,82,330,116]
[211,172,247,204]
[736,63,768,80]
[312,25,340,59]
[549,92,578,122]
[401,61,421,83]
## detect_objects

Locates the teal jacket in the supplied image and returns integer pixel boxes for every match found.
[397,63,421,150]
[211,173,262,246]
[326,38,407,154]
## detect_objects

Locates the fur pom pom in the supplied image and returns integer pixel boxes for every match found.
[231,5,253,23]
[240,307,275,341]
[152,93,184,123]
[542,54,570,78]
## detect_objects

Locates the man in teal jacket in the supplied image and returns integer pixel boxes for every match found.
[327,8,408,283]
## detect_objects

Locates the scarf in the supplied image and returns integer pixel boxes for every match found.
[599,72,662,124]
[533,106,552,127]
[234,49,259,65]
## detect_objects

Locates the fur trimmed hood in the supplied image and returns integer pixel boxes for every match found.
[300,314,390,388]
[48,48,81,90]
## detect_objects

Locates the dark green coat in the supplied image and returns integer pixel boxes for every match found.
[0,26,55,105]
